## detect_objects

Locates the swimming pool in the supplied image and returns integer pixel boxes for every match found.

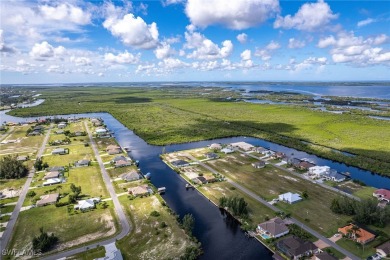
[260,234,271,240]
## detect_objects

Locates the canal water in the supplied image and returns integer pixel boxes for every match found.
[2,108,390,259]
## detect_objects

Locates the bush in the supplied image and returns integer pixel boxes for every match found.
[159,221,167,228]
[0,155,29,179]
[150,210,160,217]
[32,227,59,253]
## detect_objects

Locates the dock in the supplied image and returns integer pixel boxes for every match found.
[157,187,166,194]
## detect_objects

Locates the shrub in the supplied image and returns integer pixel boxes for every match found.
[150,211,160,217]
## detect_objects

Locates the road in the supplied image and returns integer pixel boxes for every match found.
[38,122,131,260]
[186,153,360,260]
[0,124,52,252]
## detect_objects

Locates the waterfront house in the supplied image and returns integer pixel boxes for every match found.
[58,122,67,129]
[314,252,338,260]
[75,159,90,167]
[52,148,68,155]
[279,192,302,204]
[106,145,121,152]
[16,155,28,161]
[74,197,100,210]
[376,241,390,257]
[108,148,122,155]
[128,185,152,197]
[338,224,375,244]
[43,178,62,186]
[95,127,107,135]
[254,147,268,154]
[257,217,289,239]
[273,152,286,160]
[36,193,59,207]
[171,160,189,167]
[205,152,219,159]
[298,161,315,171]
[308,166,330,178]
[115,160,132,168]
[230,142,254,151]
[191,176,207,184]
[43,171,60,180]
[204,175,217,183]
[373,189,390,203]
[276,236,318,259]
[120,170,141,182]
[111,155,127,162]
[209,143,222,150]
[323,170,346,182]
[252,161,266,169]
[91,118,103,126]
[221,148,234,154]
[288,158,302,168]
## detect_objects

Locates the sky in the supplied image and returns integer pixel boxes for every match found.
[0,0,389,84]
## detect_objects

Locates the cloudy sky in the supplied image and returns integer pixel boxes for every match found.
[1,0,389,84]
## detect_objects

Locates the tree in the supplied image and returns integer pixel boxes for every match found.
[32,227,59,253]
[0,155,28,179]
[27,190,36,197]
[34,157,43,171]
[182,214,195,235]
[302,190,308,199]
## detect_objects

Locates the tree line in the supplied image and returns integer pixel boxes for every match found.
[219,196,249,217]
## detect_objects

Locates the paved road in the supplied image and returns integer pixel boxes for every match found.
[39,122,131,260]
[186,153,360,260]
[0,125,52,252]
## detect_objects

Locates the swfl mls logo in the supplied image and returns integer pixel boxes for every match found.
[2,249,42,256]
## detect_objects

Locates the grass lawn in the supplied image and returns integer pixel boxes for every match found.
[0,197,19,205]
[322,247,346,259]
[6,201,118,257]
[0,178,27,190]
[68,246,106,260]
[117,195,196,260]
[0,214,11,223]
[203,153,351,237]
[353,186,377,199]
[42,144,94,166]
[1,125,45,150]
[0,204,15,214]
[67,166,109,198]
[336,238,376,259]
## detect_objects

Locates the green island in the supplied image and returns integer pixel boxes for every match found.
[8,86,390,176]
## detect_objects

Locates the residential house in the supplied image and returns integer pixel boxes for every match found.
[74,197,100,210]
[115,160,132,168]
[111,155,128,163]
[95,127,107,135]
[308,166,330,178]
[230,142,254,151]
[209,143,222,150]
[108,148,122,155]
[171,160,189,167]
[323,170,346,182]
[55,130,64,134]
[276,236,318,260]
[43,178,62,186]
[273,152,286,160]
[128,185,152,197]
[52,148,67,155]
[48,166,65,172]
[204,175,217,183]
[74,131,84,136]
[36,193,59,207]
[298,161,316,171]
[58,122,67,129]
[315,252,338,260]
[120,171,141,182]
[205,152,219,159]
[75,159,90,167]
[252,161,266,169]
[43,171,60,180]
[221,148,234,154]
[191,176,207,184]
[16,155,28,161]
[33,125,45,131]
[28,130,41,136]
[376,241,390,257]
[91,118,103,126]
[106,145,121,152]
[288,158,302,168]
[373,189,390,203]
[279,192,302,204]
[338,224,375,244]
[254,147,268,154]
[257,217,289,238]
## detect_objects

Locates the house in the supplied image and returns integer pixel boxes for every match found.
[205,152,219,159]
[376,241,390,257]
[108,148,122,155]
[308,166,330,178]
[373,189,390,203]
[52,148,67,155]
[254,147,268,154]
[171,160,189,167]
[230,142,254,151]
[48,166,65,172]
[16,155,28,161]
[120,171,141,182]
[36,193,59,207]
[315,251,338,260]
[91,118,103,126]
[95,128,107,135]
[128,185,152,196]
[43,171,60,180]
[298,161,315,170]
[111,155,127,163]
[192,176,207,184]
[338,224,375,244]
[33,125,45,131]
[58,122,67,129]
[75,159,90,167]
[257,217,289,238]
[323,170,346,182]
[221,148,234,154]
[115,160,132,168]
[74,197,100,210]
[252,161,266,169]
[276,236,318,260]
[288,158,302,168]
[204,175,217,183]
[209,143,222,150]
[74,131,84,136]
[279,192,302,204]
[43,178,62,186]
[55,130,64,134]
[106,145,121,152]
[28,130,41,136]
[273,152,286,159]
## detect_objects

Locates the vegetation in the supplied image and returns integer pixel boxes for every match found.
[181,214,195,236]
[287,224,314,240]
[219,196,249,217]
[0,155,29,179]
[8,86,390,176]
[34,157,48,171]
[32,227,59,253]
[68,183,82,203]
[330,197,390,227]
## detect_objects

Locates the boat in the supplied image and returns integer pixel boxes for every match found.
[185,183,193,189]
[135,160,139,166]
[124,147,131,151]
[157,187,166,194]
[145,172,151,179]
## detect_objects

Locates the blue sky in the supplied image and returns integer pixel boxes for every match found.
[0,0,389,84]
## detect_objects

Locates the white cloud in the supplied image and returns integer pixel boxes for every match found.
[154,42,174,59]
[184,30,233,60]
[237,33,248,44]
[240,49,251,60]
[104,51,140,64]
[185,0,279,30]
[39,3,91,25]
[318,32,390,65]
[0,29,16,53]
[103,11,159,49]
[357,18,376,27]
[254,41,280,61]
[70,56,92,66]
[163,0,185,6]
[274,0,338,31]
[29,41,66,60]
[288,38,305,49]
[158,58,189,71]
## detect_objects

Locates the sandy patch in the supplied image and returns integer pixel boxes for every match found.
[281,175,298,182]
[313,239,330,249]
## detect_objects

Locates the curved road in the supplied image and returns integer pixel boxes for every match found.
[40,122,131,260]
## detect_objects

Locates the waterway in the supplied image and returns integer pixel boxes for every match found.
[1,107,390,259]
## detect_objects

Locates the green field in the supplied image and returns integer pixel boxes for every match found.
[117,195,197,260]
[42,144,94,166]
[68,246,106,260]
[8,87,390,176]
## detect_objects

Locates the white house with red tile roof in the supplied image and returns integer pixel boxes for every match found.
[373,189,390,203]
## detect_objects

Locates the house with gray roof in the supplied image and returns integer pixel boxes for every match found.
[75,159,90,167]
[120,171,141,182]
[52,148,68,155]
[257,217,289,238]
[36,193,59,207]
[276,236,318,259]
